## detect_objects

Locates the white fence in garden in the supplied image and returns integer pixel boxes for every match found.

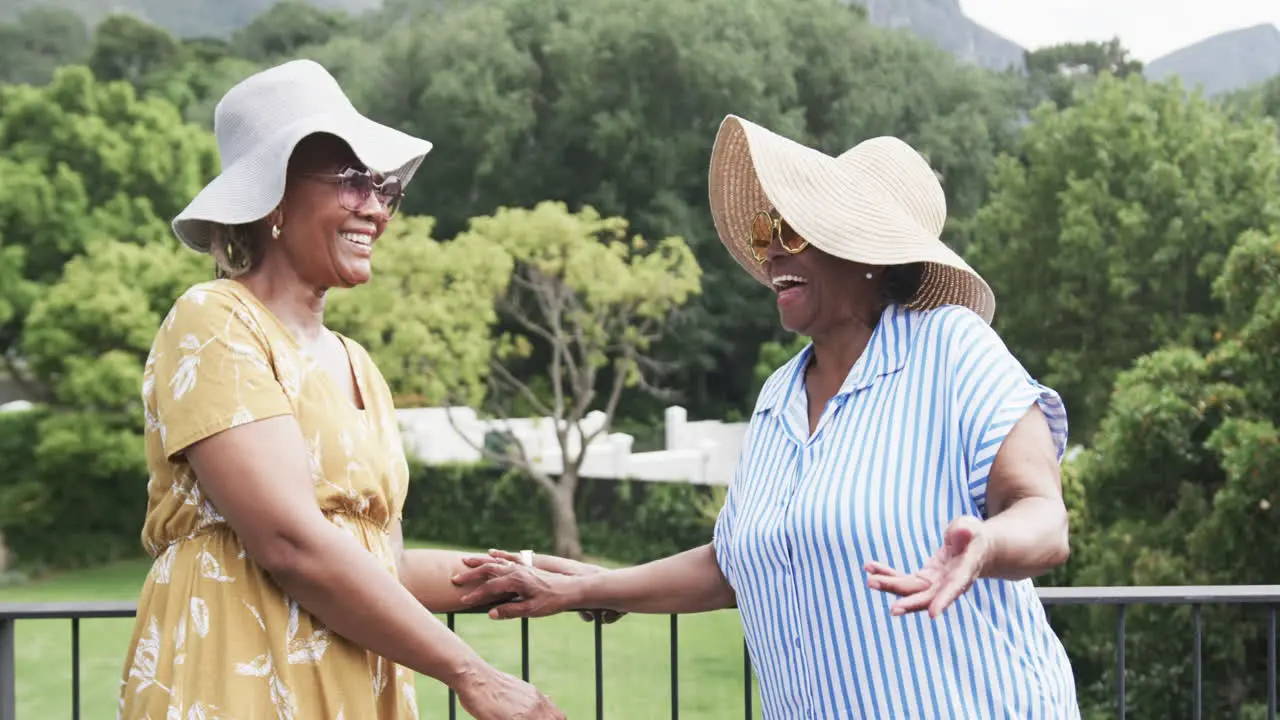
[395,405,746,486]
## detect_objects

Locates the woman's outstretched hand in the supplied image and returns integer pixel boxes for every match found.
[863,515,991,618]
[452,549,626,623]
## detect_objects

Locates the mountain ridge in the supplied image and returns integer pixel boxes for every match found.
[1145,22,1280,96]
[2,0,378,39]
[851,0,1279,96]
[5,0,1278,95]
[856,0,1026,71]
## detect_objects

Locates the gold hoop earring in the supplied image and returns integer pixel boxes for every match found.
[226,242,236,263]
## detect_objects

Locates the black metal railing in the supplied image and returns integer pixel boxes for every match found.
[4,586,1280,720]
[0,601,755,720]
[1038,585,1280,720]
[0,601,136,720]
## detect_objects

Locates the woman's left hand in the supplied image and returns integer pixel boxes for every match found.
[864,515,991,619]
[463,549,627,624]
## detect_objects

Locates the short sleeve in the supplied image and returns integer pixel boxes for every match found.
[712,484,738,581]
[945,308,1068,517]
[148,285,294,459]
[712,422,756,586]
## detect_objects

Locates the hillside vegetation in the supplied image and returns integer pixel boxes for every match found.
[1,0,380,38]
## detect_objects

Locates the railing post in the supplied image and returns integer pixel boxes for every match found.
[1269,605,1276,720]
[0,617,14,720]
[669,614,679,720]
[1115,604,1126,720]
[72,617,81,720]
[446,613,457,720]
[594,614,604,720]
[520,617,530,682]
[1191,604,1201,720]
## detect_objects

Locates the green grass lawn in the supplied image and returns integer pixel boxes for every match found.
[0,541,762,719]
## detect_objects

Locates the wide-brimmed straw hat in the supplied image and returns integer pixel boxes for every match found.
[172,59,433,253]
[707,114,995,324]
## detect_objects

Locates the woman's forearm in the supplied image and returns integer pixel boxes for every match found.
[570,543,735,614]
[979,496,1071,580]
[402,549,485,612]
[266,523,490,688]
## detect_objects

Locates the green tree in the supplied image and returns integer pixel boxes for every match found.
[326,215,514,407]
[334,202,701,559]
[3,239,206,569]
[1224,73,1280,129]
[0,66,216,569]
[0,7,90,86]
[1062,228,1280,719]
[1024,38,1143,110]
[1254,75,1280,124]
[786,13,1025,228]
[22,240,207,410]
[0,65,218,394]
[751,334,808,401]
[232,0,348,61]
[966,72,1280,440]
[140,37,262,122]
[2,0,380,39]
[88,13,182,85]
[355,0,1019,421]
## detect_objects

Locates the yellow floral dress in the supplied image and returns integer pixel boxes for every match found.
[117,279,418,720]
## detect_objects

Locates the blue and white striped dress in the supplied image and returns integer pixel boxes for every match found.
[714,303,1079,719]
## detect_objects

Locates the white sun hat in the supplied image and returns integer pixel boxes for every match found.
[172,59,433,253]
[707,114,996,324]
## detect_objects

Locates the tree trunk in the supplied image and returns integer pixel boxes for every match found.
[548,483,583,560]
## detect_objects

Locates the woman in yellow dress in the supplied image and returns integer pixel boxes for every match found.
[116,60,565,720]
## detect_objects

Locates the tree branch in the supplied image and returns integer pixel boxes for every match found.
[576,347,633,458]
[499,272,581,425]
[630,353,682,402]
[528,268,573,428]
[441,404,559,496]
[498,272,600,474]
[566,327,603,425]
[548,311,566,420]
[558,288,598,422]
[1,352,49,403]
[488,358,554,418]
[500,295,559,347]
[568,306,644,464]
[489,358,574,472]
[526,262,580,463]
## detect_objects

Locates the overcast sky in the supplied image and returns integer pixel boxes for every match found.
[960,0,1280,62]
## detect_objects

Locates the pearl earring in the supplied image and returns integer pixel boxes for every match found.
[271,224,281,239]
[865,272,874,280]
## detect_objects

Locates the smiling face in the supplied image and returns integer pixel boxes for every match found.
[268,133,399,289]
[762,215,882,337]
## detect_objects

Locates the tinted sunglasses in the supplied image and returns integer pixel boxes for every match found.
[746,208,809,264]
[302,166,404,217]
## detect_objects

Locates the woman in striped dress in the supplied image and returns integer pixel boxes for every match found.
[453,114,1081,719]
